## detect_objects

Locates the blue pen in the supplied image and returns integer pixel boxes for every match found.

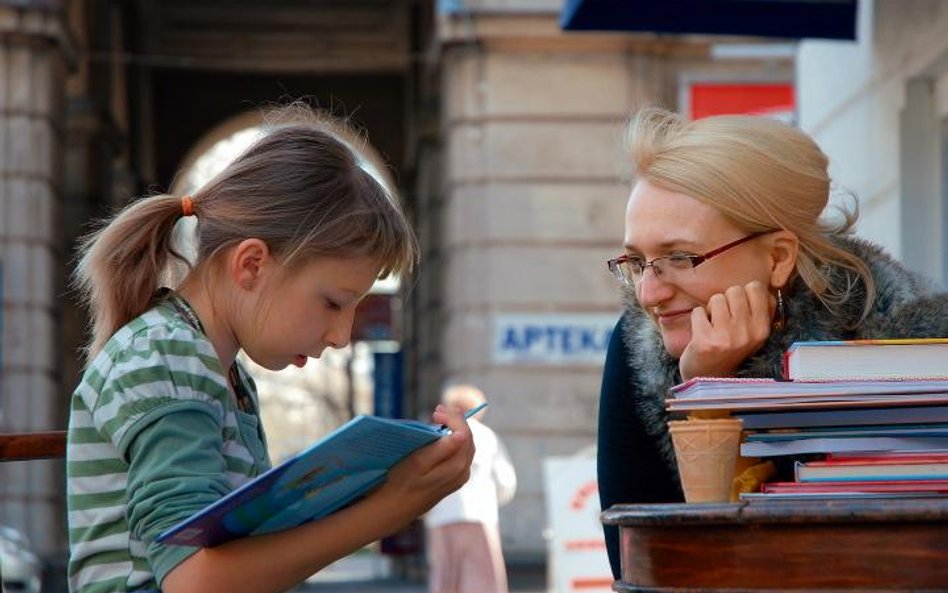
[464,401,488,419]
[440,401,488,433]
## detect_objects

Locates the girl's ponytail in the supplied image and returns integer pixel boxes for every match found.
[75,107,419,363]
[74,195,191,360]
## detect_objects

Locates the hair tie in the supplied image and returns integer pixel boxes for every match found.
[181,195,195,217]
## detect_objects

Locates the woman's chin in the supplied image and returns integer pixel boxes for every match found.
[661,332,690,360]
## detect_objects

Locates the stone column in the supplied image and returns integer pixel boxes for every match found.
[0,0,74,558]
[436,9,658,560]
[433,4,793,560]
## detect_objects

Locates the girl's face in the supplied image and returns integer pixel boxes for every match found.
[239,255,381,371]
[624,179,775,358]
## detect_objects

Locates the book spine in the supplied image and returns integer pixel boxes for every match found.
[740,436,948,457]
[763,480,948,493]
[795,460,948,481]
[809,456,948,466]
[826,451,948,463]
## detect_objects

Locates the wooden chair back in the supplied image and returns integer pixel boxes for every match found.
[0,431,67,461]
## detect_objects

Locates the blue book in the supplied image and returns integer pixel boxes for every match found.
[157,415,450,547]
[736,405,948,430]
[740,436,948,457]
[744,424,948,442]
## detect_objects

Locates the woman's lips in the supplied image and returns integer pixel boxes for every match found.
[657,309,692,326]
[293,354,307,368]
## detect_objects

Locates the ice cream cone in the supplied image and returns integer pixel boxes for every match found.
[668,418,743,503]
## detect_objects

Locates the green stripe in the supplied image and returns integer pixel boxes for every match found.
[82,365,109,393]
[99,399,174,438]
[130,554,151,573]
[70,426,107,444]
[69,519,128,544]
[75,575,137,593]
[69,489,127,510]
[68,458,127,477]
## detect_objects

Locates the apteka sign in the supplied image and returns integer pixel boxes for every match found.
[492,313,615,365]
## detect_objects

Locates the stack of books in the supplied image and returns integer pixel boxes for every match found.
[760,451,948,499]
[666,338,948,501]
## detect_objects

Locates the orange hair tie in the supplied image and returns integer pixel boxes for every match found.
[180,195,195,217]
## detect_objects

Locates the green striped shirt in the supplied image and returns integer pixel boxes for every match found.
[67,302,270,593]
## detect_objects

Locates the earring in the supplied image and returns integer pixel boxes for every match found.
[772,287,787,332]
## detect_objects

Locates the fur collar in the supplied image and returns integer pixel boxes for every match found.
[619,235,948,480]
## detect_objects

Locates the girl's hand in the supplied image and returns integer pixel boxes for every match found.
[377,405,475,517]
[679,281,773,381]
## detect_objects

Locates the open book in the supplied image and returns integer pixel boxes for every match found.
[157,414,450,547]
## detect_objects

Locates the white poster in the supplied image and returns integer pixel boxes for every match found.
[543,455,613,593]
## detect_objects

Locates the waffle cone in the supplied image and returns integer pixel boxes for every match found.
[668,418,743,503]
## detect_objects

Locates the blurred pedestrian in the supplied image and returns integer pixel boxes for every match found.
[425,385,518,593]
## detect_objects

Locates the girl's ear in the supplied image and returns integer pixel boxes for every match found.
[768,230,799,289]
[229,239,271,290]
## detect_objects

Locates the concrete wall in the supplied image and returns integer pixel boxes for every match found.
[435,9,793,558]
[798,0,948,286]
[438,19,633,557]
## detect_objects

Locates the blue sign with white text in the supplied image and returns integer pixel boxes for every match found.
[493,313,616,365]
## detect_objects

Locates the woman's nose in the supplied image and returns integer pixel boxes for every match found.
[635,267,675,307]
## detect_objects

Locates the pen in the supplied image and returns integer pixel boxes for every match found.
[464,401,488,419]
[439,401,488,433]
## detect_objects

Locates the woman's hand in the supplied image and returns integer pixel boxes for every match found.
[679,280,773,381]
[376,405,475,518]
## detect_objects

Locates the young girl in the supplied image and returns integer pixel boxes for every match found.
[66,112,474,593]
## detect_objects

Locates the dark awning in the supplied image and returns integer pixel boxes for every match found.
[560,0,858,41]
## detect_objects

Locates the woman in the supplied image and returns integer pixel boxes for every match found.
[597,107,948,577]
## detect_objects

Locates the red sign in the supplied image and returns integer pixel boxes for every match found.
[689,82,795,121]
[351,293,397,341]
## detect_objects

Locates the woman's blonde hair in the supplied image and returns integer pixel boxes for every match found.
[626,107,874,323]
[74,107,419,359]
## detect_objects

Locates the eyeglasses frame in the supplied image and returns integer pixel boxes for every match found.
[607,231,772,287]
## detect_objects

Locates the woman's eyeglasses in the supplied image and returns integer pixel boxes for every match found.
[606,231,771,287]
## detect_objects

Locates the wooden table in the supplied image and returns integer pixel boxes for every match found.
[602,499,948,592]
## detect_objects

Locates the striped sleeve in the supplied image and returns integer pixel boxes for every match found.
[78,315,231,458]
[67,305,269,593]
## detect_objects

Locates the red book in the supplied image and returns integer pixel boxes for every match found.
[763,480,948,494]
[825,451,948,464]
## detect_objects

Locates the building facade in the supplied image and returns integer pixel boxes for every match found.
[423,1,792,559]
[797,0,948,287]
[16,0,924,582]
